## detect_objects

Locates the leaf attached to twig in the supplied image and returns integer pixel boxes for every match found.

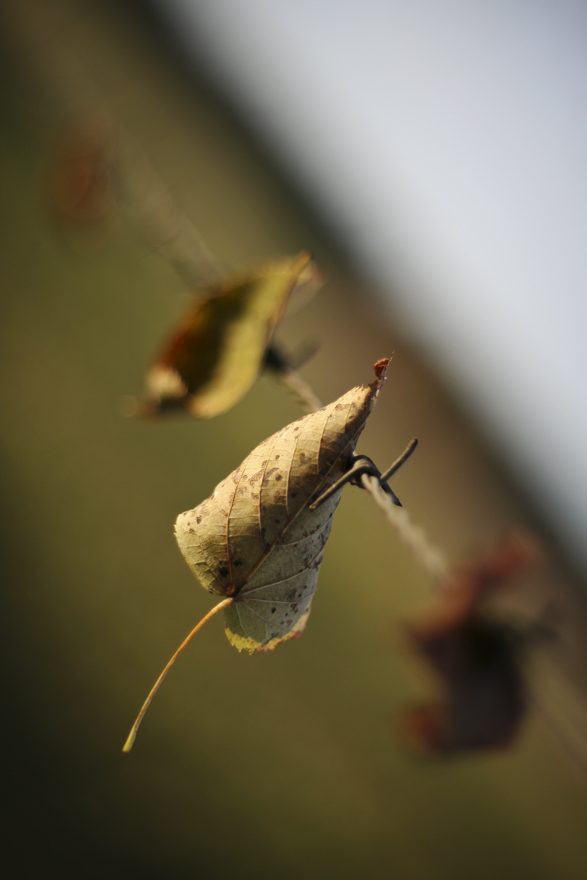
[123,360,390,750]
[141,251,322,418]
[175,359,390,651]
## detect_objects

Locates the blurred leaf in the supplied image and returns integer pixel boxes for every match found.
[141,251,322,418]
[46,115,114,229]
[175,360,390,651]
[403,531,541,753]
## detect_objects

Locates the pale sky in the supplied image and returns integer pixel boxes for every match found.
[157,0,587,571]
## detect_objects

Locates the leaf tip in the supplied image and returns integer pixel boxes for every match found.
[373,357,391,380]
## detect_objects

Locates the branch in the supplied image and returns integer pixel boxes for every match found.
[360,473,449,580]
[263,344,322,412]
[114,136,223,289]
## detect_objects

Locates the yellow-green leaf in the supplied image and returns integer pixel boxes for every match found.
[175,360,390,651]
[142,251,321,418]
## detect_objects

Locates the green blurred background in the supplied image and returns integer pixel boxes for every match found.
[1,1,586,877]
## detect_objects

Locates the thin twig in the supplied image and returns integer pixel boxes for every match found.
[360,474,449,580]
[272,366,322,412]
[114,137,223,288]
[263,344,322,412]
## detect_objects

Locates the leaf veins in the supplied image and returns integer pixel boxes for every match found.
[175,359,390,651]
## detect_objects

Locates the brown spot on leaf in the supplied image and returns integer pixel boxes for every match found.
[174,367,387,652]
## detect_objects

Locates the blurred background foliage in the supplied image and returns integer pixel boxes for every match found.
[0,1,586,877]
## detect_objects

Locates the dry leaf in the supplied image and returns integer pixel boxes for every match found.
[123,360,390,751]
[403,531,540,754]
[406,619,526,753]
[47,116,114,228]
[141,251,322,418]
[175,359,390,651]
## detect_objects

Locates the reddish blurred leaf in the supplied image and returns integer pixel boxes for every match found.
[404,531,541,754]
[46,116,114,228]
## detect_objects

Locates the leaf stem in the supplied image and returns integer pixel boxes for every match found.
[360,474,449,580]
[115,136,223,288]
[274,366,322,412]
[122,597,233,753]
[263,344,322,412]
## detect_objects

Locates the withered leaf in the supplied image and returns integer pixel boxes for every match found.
[123,360,389,751]
[404,531,540,754]
[175,359,390,652]
[406,619,526,753]
[142,251,322,418]
[47,116,114,228]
